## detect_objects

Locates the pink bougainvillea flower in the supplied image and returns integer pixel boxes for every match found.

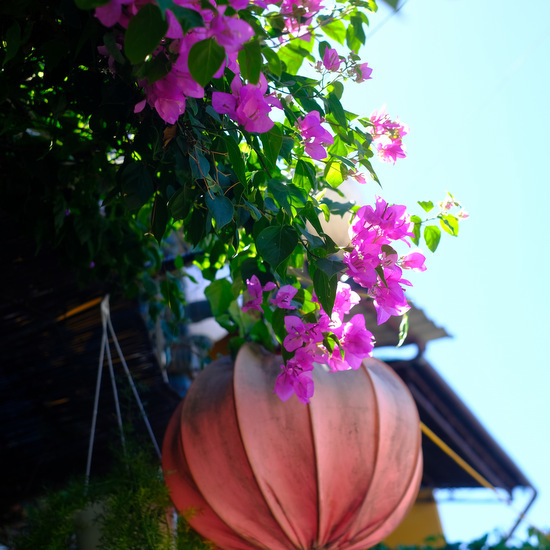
[350,196,414,245]
[212,74,282,133]
[229,0,250,9]
[371,267,411,325]
[331,282,361,325]
[209,7,254,52]
[343,246,379,290]
[165,9,184,39]
[377,136,406,164]
[271,285,298,309]
[95,0,134,27]
[354,62,372,83]
[242,275,276,313]
[400,251,427,272]
[274,362,314,404]
[335,314,375,368]
[322,48,341,72]
[274,345,318,403]
[280,0,323,34]
[283,315,309,352]
[348,169,367,184]
[295,110,333,160]
[368,107,409,164]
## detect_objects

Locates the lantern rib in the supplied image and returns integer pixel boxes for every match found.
[344,361,382,543]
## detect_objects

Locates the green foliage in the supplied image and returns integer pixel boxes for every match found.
[12,448,214,550]
[371,528,550,550]
[0,0,464,359]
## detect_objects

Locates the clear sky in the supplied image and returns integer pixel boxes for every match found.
[342,0,550,543]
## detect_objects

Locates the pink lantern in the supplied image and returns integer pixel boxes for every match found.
[162,343,422,550]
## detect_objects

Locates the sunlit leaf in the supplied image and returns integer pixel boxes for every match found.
[440,214,459,236]
[424,225,441,252]
[410,214,421,245]
[319,18,346,44]
[418,200,434,213]
[324,159,345,187]
[397,311,409,347]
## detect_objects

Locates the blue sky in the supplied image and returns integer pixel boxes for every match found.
[342,0,550,543]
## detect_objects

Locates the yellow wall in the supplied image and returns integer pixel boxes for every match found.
[383,489,446,548]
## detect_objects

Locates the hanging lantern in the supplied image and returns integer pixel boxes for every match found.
[162,343,422,550]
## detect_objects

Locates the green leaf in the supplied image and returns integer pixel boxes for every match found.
[205,279,235,317]
[188,38,225,87]
[238,40,262,85]
[418,200,434,213]
[318,40,331,58]
[260,124,283,167]
[293,160,315,194]
[168,186,191,220]
[348,15,366,48]
[327,93,347,129]
[381,0,400,9]
[74,0,110,8]
[151,194,168,243]
[312,267,337,316]
[3,22,21,66]
[358,158,380,185]
[424,225,441,253]
[328,135,348,157]
[440,214,459,236]
[410,214,421,246]
[190,146,210,180]
[397,311,409,347]
[298,226,324,249]
[256,226,299,268]
[301,202,324,235]
[268,180,307,214]
[324,159,345,187]
[169,5,205,32]
[156,0,173,14]
[316,257,345,278]
[206,193,235,229]
[136,53,172,84]
[124,4,168,64]
[327,80,344,100]
[278,43,313,74]
[262,48,282,77]
[320,18,347,44]
[103,32,126,64]
[120,162,154,211]
[222,134,247,188]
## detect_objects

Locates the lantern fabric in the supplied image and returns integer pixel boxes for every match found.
[162,343,422,550]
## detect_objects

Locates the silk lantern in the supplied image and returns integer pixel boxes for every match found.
[162,343,422,550]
